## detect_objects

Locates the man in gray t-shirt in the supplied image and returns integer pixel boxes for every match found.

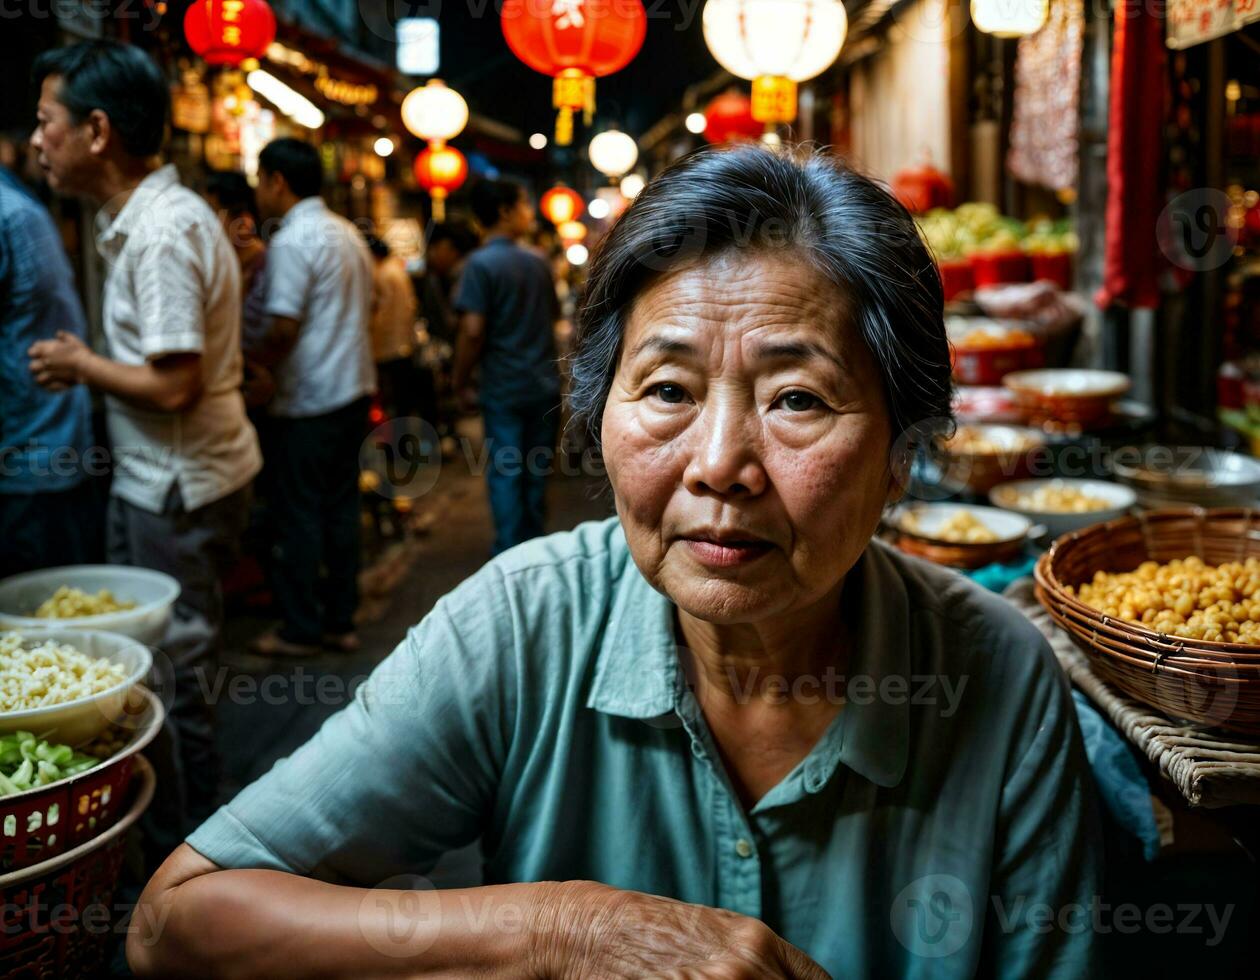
[453,180,561,555]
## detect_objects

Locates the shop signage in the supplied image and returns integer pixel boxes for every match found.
[1167,0,1260,49]
[397,18,440,76]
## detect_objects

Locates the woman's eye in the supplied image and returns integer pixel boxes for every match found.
[777,391,821,413]
[649,382,689,405]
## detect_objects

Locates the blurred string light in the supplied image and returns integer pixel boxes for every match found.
[374,137,395,157]
[566,243,589,265]
[529,132,549,150]
[246,69,324,129]
[685,112,707,134]
[619,173,646,198]
[588,197,611,219]
[589,129,639,179]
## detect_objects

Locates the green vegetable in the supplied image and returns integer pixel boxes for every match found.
[0,731,101,797]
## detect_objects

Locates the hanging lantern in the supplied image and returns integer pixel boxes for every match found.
[970,0,1048,37]
[540,186,586,226]
[589,129,638,180]
[702,0,847,130]
[401,79,469,145]
[184,0,277,67]
[703,89,763,144]
[414,145,468,221]
[501,0,647,146]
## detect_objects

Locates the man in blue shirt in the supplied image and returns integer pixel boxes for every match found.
[0,164,96,578]
[453,179,562,555]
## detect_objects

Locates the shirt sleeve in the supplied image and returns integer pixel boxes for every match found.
[186,567,518,886]
[129,222,208,358]
[263,232,312,321]
[981,646,1104,979]
[452,257,489,315]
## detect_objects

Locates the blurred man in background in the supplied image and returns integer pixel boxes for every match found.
[204,170,272,411]
[26,40,261,857]
[0,161,96,579]
[454,179,561,555]
[365,232,419,420]
[248,138,374,658]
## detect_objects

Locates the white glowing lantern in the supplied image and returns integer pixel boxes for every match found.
[702,0,847,126]
[374,136,395,157]
[702,0,847,82]
[589,129,639,179]
[401,79,469,144]
[970,0,1048,37]
[566,243,589,265]
[619,173,646,199]
[685,112,707,134]
[588,197,611,219]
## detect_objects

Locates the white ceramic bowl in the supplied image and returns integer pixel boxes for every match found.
[891,502,1032,544]
[989,479,1137,538]
[0,566,179,646]
[0,629,152,744]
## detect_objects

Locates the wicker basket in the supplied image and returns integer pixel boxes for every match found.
[0,756,154,979]
[0,687,163,874]
[1035,508,1260,737]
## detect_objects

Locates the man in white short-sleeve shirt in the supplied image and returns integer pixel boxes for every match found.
[248,138,375,658]
[27,41,261,861]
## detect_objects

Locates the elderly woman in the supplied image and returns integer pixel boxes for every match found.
[130,146,1099,979]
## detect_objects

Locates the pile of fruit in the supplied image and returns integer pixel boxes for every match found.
[916,205,1077,261]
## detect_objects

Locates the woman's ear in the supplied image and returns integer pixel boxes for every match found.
[886,439,913,504]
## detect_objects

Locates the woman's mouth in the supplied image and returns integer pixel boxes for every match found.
[681,536,773,568]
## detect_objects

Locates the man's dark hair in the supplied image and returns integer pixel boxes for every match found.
[570,144,953,450]
[470,178,525,230]
[363,232,390,259]
[428,220,479,255]
[204,169,257,222]
[32,41,169,158]
[259,138,322,199]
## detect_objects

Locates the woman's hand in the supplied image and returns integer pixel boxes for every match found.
[534,881,831,980]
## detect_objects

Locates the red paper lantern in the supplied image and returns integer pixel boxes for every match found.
[184,0,276,66]
[540,186,585,225]
[702,90,762,144]
[501,0,647,145]
[414,145,468,221]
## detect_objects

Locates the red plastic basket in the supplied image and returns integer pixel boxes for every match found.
[0,688,163,874]
[0,756,154,979]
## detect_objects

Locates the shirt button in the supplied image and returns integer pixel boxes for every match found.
[734,838,754,859]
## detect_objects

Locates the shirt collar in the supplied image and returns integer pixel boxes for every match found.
[95,163,179,251]
[586,533,911,791]
[281,196,327,227]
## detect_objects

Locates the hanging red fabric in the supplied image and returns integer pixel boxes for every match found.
[1095,0,1167,309]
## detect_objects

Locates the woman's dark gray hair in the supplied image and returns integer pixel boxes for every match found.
[570,144,953,450]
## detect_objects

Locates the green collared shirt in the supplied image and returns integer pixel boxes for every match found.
[189,517,1100,978]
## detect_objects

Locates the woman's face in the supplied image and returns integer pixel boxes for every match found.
[602,250,894,626]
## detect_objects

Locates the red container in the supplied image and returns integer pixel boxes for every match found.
[1030,252,1073,289]
[938,259,975,301]
[971,251,1030,288]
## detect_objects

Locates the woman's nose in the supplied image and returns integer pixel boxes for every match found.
[682,400,768,498]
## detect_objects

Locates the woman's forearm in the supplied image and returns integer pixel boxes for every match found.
[128,860,559,979]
